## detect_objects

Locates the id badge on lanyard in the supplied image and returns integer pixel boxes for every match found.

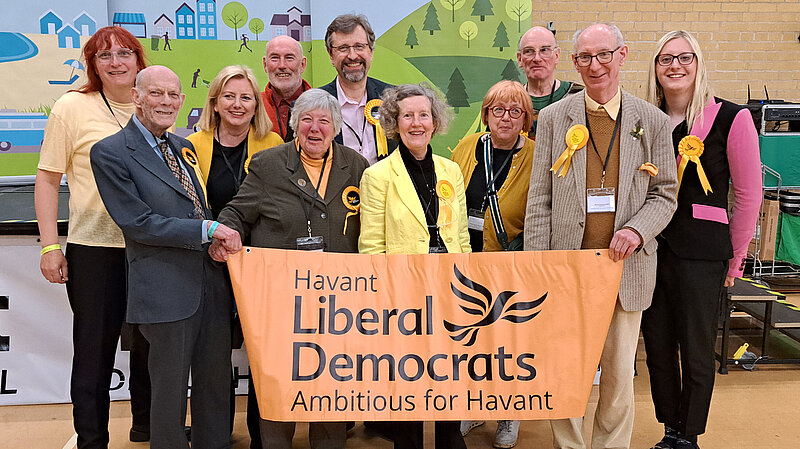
[586,187,616,213]
[468,208,485,231]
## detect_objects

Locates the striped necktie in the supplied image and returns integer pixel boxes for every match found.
[158,140,204,218]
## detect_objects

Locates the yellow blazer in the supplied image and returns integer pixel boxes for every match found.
[359,148,471,255]
[450,132,534,251]
[187,126,283,183]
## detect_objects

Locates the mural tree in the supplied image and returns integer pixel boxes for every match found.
[423,3,441,35]
[406,26,419,49]
[249,18,264,40]
[446,67,470,112]
[500,59,521,82]
[440,0,466,22]
[459,21,478,48]
[493,21,509,51]
[506,0,531,32]
[472,0,494,21]
[222,1,249,40]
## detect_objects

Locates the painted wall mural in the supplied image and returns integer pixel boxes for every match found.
[0,0,533,176]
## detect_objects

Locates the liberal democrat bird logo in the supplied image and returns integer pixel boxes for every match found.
[443,265,547,346]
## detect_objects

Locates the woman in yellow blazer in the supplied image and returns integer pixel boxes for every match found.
[187,65,282,445]
[450,81,534,447]
[451,80,534,255]
[359,84,469,448]
[188,65,283,219]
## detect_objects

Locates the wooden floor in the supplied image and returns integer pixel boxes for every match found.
[2,346,799,449]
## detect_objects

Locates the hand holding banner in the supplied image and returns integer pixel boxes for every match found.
[227,248,622,422]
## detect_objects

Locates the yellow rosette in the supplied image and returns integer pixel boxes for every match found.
[551,124,589,177]
[365,99,389,158]
[436,180,454,229]
[677,135,712,194]
[341,186,360,235]
[181,147,209,206]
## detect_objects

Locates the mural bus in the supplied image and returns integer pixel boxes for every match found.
[0,111,48,154]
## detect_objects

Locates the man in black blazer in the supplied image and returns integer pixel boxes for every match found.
[319,14,397,165]
[90,65,241,449]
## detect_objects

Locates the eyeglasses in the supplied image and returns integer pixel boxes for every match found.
[520,46,557,58]
[331,43,370,54]
[95,49,136,61]
[656,52,696,66]
[490,106,524,119]
[574,47,622,67]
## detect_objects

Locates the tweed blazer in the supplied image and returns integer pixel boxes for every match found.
[359,148,471,255]
[524,91,679,311]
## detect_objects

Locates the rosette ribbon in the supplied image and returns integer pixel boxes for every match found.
[551,124,589,177]
[677,135,712,194]
[365,99,389,158]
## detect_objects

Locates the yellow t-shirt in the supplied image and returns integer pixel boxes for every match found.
[38,91,134,247]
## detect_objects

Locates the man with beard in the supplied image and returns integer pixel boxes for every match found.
[320,14,396,165]
[261,35,311,141]
[517,26,583,138]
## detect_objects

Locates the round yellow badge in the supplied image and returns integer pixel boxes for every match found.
[181,147,199,167]
[678,135,704,157]
[365,99,382,126]
[342,186,360,211]
[436,180,454,200]
[565,124,589,149]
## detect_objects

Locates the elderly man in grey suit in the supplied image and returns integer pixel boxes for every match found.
[524,24,678,449]
[91,65,242,449]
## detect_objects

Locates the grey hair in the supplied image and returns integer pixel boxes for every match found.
[289,88,343,135]
[573,23,624,51]
[378,83,453,141]
[325,14,376,53]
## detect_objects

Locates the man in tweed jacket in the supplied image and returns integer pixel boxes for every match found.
[524,23,678,449]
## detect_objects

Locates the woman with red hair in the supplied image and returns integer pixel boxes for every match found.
[34,26,149,448]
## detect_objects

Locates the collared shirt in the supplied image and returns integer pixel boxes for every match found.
[336,78,377,165]
[131,114,211,242]
[584,88,622,120]
[270,82,304,139]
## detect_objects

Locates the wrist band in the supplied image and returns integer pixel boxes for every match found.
[41,244,61,256]
[207,221,220,239]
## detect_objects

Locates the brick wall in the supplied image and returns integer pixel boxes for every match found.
[530,0,800,103]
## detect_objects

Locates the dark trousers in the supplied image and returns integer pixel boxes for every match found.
[642,241,727,437]
[65,244,149,449]
[139,258,233,449]
[259,420,346,449]
[248,377,263,448]
[392,421,466,449]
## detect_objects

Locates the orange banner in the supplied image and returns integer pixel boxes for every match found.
[227,248,623,421]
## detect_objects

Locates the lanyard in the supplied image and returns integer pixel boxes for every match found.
[215,128,248,188]
[99,91,123,129]
[584,100,622,188]
[482,134,517,199]
[342,111,367,150]
[296,146,329,237]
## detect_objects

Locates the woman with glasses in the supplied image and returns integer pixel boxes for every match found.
[35,26,149,447]
[450,80,534,449]
[642,30,761,449]
[359,83,469,449]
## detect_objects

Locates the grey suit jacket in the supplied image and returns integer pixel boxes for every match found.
[91,119,215,324]
[524,91,679,311]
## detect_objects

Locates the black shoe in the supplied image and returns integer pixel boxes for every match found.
[650,426,677,449]
[675,436,699,449]
[129,426,192,442]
